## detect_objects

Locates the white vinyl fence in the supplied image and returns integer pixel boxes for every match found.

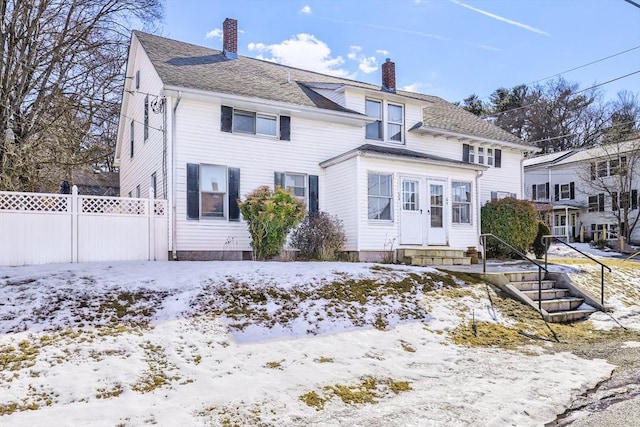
[0,186,168,266]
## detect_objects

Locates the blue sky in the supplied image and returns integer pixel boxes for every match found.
[161,0,640,104]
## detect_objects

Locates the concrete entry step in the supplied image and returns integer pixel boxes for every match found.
[521,288,570,300]
[510,280,557,291]
[398,248,472,267]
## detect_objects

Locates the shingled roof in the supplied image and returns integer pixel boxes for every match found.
[134,31,530,147]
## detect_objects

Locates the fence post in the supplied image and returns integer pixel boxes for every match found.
[148,187,155,261]
[71,185,79,263]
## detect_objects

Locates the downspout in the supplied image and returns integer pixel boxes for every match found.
[476,169,484,247]
[171,91,182,260]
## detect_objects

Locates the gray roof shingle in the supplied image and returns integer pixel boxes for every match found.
[134,31,530,147]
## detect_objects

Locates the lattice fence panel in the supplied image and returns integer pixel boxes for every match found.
[80,197,147,215]
[154,200,167,216]
[0,192,68,212]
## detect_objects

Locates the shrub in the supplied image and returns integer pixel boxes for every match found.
[531,220,551,259]
[591,239,609,250]
[481,198,537,258]
[238,186,305,260]
[290,212,346,261]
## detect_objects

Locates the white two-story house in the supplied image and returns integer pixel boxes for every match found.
[115,18,533,261]
[524,138,640,243]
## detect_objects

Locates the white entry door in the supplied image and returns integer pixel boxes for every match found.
[400,178,423,245]
[427,180,447,245]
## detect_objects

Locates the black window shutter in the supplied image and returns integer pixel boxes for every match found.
[186,163,200,219]
[228,168,240,221]
[274,172,285,189]
[633,189,638,210]
[494,149,502,168]
[309,175,319,213]
[532,185,537,200]
[554,184,559,201]
[462,144,470,162]
[545,182,549,199]
[221,106,233,132]
[612,192,618,211]
[590,163,596,180]
[280,116,291,141]
[598,193,605,212]
[569,182,575,200]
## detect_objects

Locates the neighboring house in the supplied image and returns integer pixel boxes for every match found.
[115,18,533,261]
[524,138,640,243]
[72,169,120,196]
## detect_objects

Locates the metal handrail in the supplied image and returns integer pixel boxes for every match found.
[480,233,548,311]
[542,235,611,306]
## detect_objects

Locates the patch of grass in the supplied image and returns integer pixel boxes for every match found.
[400,340,416,353]
[96,384,124,399]
[131,341,180,393]
[314,356,334,364]
[194,271,463,335]
[198,402,274,427]
[299,376,412,411]
[264,360,284,370]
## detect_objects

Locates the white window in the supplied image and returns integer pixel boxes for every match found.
[368,173,393,220]
[151,172,157,198]
[232,110,277,136]
[560,184,570,200]
[452,182,471,224]
[487,148,494,166]
[365,99,382,140]
[365,99,404,143]
[534,183,547,200]
[387,103,403,142]
[468,146,475,163]
[597,161,607,178]
[285,173,306,198]
[256,115,277,136]
[478,147,484,165]
[201,165,227,218]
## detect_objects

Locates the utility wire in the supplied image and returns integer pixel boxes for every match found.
[525,45,640,86]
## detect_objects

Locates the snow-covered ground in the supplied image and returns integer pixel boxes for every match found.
[1,255,638,426]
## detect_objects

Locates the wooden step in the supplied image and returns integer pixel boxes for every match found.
[521,288,570,301]
[510,280,557,291]
[540,297,585,312]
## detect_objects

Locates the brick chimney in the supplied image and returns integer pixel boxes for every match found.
[223,18,238,59]
[381,58,396,93]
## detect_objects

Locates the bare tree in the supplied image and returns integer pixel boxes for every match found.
[0,0,163,191]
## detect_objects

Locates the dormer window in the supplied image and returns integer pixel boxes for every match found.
[365,98,404,143]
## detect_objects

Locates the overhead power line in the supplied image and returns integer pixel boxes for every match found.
[526,45,640,86]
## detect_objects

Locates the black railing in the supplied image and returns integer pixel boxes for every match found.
[542,235,611,307]
[480,233,548,311]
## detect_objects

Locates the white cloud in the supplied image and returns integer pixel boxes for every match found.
[449,0,549,36]
[205,28,222,40]
[301,5,312,14]
[358,56,378,74]
[401,82,431,93]
[247,33,351,78]
[346,46,379,75]
[376,49,389,56]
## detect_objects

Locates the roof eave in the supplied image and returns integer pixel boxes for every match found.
[412,124,537,152]
[320,146,489,170]
[163,85,372,126]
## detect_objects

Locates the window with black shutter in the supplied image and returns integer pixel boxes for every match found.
[309,175,318,213]
[186,163,199,219]
[228,168,240,221]
[280,116,290,141]
[221,106,233,132]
